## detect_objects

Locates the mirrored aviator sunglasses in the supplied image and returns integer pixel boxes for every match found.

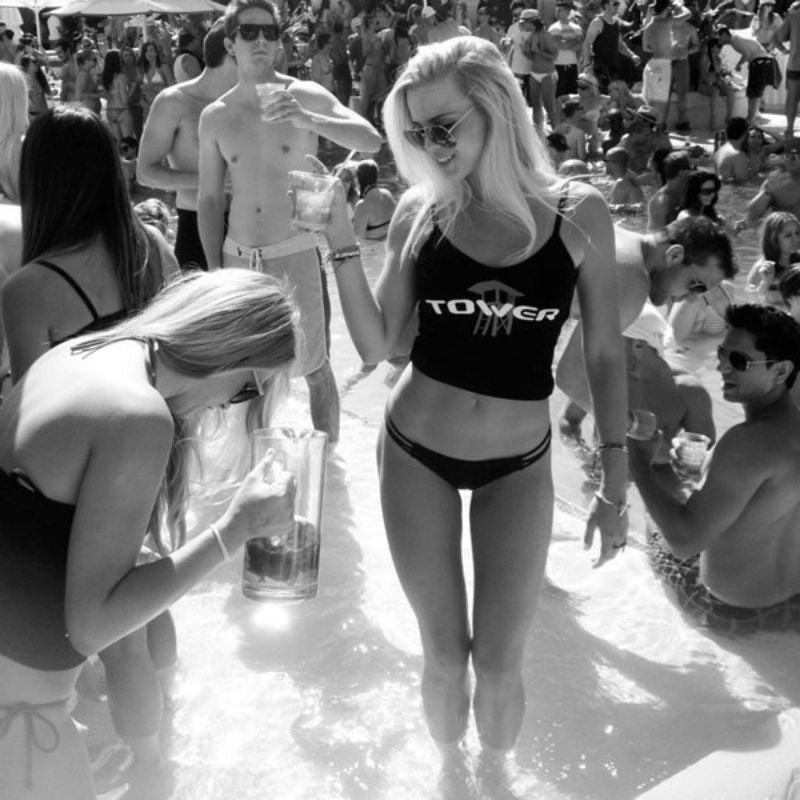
[403,107,474,150]
[717,346,775,372]
[235,23,280,41]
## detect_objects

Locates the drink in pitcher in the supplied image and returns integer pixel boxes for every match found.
[243,516,320,601]
[242,429,328,602]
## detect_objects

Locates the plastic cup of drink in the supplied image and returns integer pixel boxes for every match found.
[675,431,710,476]
[255,81,284,121]
[243,429,328,602]
[288,170,338,232]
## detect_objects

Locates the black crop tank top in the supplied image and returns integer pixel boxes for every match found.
[410,191,577,401]
[36,260,128,347]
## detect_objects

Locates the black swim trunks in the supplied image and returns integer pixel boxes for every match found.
[648,531,800,635]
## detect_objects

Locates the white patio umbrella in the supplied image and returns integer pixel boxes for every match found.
[48,0,226,15]
[0,0,54,49]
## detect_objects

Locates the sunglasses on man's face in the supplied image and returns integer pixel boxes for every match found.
[229,370,266,404]
[687,280,708,295]
[235,23,280,42]
[403,106,474,150]
[717,346,775,372]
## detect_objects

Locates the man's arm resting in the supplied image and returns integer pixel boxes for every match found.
[629,428,764,558]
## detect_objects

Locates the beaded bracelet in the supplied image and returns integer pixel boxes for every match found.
[329,244,361,265]
[209,523,230,562]
[594,490,630,518]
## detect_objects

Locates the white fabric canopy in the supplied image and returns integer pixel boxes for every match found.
[48,0,225,16]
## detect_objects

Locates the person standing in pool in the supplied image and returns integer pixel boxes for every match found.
[630,303,800,634]
[319,36,629,781]
[197,0,382,443]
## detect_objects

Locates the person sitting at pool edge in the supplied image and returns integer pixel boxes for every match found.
[629,303,800,633]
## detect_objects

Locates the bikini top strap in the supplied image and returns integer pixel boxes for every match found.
[552,185,570,237]
[35,260,100,322]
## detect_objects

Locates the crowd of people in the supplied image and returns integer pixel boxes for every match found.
[2,0,800,797]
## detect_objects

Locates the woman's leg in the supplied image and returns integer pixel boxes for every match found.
[378,426,472,745]
[98,626,164,770]
[469,452,554,751]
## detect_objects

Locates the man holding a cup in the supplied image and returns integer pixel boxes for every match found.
[198,0,382,443]
[629,304,800,633]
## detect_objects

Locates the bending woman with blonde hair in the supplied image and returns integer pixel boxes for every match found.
[0,269,296,799]
[318,36,628,780]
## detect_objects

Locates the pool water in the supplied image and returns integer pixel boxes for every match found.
[82,188,800,800]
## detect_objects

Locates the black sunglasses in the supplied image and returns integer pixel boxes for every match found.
[717,346,775,372]
[403,107,473,150]
[229,370,266,404]
[235,23,280,42]
[687,280,708,295]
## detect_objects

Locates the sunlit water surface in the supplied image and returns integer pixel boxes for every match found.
[83,188,800,800]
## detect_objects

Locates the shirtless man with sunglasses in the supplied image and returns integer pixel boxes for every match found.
[198,0,382,443]
[630,303,800,633]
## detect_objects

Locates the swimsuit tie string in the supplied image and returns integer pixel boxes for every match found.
[0,701,65,788]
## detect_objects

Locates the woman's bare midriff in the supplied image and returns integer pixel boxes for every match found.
[0,653,80,706]
[386,365,551,460]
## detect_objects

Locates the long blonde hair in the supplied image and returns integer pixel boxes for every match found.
[0,62,28,202]
[72,269,297,553]
[383,36,562,265]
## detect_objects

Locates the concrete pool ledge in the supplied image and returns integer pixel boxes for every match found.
[637,707,800,799]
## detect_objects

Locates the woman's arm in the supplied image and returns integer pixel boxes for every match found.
[1,268,55,381]
[569,184,630,561]
[352,197,369,239]
[324,183,420,364]
[66,403,294,656]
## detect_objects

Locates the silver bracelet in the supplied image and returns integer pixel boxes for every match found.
[329,244,361,264]
[209,523,230,562]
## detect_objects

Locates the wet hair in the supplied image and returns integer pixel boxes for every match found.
[562,98,582,118]
[662,215,737,278]
[356,158,379,196]
[101,49,123,91]
[204,18,229,68]
[725,116,748,141]
[139,41,163,69]
[20,107,164,311]
[384,36,561,266]
[663,150,691,181]
[73,269,297,552]
[680,168,722,223]
[649,147,673,186]
[605,146,629,169]
[56,38,75,55]
[760,211,800,265]
[224,0,281,38]
[178,30,195,50]
[0,62,28,202]
[724,303,800,388]
[779,265,800,302]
